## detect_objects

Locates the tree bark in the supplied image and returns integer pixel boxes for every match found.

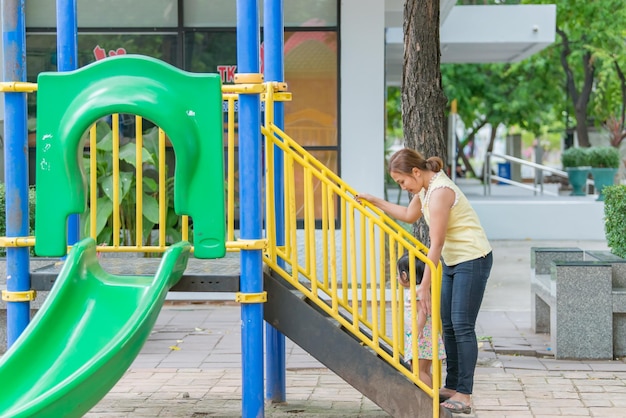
[402,0,448,244]
[557,28,594,148]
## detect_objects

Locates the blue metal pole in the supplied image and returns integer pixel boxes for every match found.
[236,0,264,416]
[56,0,79,245]
[2,0,31,347]
[263,0,286,403]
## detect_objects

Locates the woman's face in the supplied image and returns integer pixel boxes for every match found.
[391,169,423,194]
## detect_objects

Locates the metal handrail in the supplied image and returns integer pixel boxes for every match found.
[483,152,568,196]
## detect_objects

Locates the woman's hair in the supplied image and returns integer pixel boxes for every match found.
[388,148,443,174]
[397,253,425,285]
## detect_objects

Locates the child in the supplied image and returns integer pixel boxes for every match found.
[398,253,446,389]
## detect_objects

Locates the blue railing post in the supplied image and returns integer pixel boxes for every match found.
[56,0,80,245]
[237,0,264,416]
[263,0,286,403]
[2,0,31,347]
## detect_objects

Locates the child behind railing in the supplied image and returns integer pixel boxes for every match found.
[397,253,446,389]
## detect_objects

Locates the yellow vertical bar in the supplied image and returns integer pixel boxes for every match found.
[286,154,298,281]
[182,216,189,241]
[379,227,386,335]
[158,128,166,247]
[328,186,338,313]
[304,166,317,291]
[348,200,359,328]
[265,138,276,259]
[321,182,329,290]
[112,114,120,247]
[431,262,443,418]
[389,239,399,361]
[264,86,276,259]
[227,96,236,242]
[368,219,379,344]
[341,186,348,304]
[89,124,97,239]
[409,256,419,379]
[135,116,143,247]
[360,212,367,318]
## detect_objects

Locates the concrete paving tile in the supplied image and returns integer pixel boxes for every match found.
[581,398,612,407]
[588,406,626,417]
[528,398,584,407]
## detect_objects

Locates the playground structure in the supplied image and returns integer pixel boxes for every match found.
[0,1,447,417]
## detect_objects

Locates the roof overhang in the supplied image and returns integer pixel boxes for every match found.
[385,3,557,86]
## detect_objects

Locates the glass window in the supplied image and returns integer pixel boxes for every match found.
[26,0,177,28]
[284,31,337,146]
[184,0,337,28]
[184,0,237,28]
[184,31,238,74]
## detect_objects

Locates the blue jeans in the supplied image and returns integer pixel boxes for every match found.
[440,252,492,395]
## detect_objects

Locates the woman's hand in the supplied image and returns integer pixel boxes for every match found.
[355,193,375,204]
[417,284,431,316]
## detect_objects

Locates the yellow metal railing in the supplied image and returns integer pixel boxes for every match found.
[261,85,442,417]
[0,80,442,417]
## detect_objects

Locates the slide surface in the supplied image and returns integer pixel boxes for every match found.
[0,238,190,418]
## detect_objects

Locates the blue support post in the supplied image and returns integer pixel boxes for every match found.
[263,0,286,403]
[237,0,264,416]
[56,0,80,245]
[2,0,31,347]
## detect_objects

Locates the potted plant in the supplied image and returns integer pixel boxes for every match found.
[588,146,620,201]
[604,184,626,258]
[561,147,590,196]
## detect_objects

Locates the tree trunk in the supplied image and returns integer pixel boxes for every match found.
[557,28,594,148]
[402,0,448,244]
[574,107,590,147]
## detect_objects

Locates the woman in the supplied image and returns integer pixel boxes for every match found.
[356,148,492,415]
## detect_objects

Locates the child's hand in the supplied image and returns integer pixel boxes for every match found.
[417,285,431,316]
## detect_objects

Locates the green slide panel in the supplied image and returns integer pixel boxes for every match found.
[0,238,191,417]
[34,55,225,259]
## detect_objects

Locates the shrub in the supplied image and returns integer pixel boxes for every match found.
[588,146,621,168]
[0,183,36,256]
[604,185,626,258]
[561,147,590,168]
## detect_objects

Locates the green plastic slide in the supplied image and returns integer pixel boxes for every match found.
[0,238,191,417]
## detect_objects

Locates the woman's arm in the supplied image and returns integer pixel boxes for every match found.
[417,187,455,315]
[356,192,423,224]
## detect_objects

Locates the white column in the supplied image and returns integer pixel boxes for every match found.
[340,0,385,199]
[340,0,385,284]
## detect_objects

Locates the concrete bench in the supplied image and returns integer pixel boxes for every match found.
[530,247,625,360]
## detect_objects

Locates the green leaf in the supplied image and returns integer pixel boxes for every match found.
[143,177,158,193]
[119,142,156,167]
[97,130,113,152]
[166,207,180,228]
[82,197,113,238]
[101,172,134,202]
[142,193,160,224]
[142,126,160,156]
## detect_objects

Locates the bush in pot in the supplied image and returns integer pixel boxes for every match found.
[604,184,626,258]
[561,147,590,196]
[588,146,620,201]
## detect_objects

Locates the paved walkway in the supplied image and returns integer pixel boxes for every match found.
[82,240,626,417]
